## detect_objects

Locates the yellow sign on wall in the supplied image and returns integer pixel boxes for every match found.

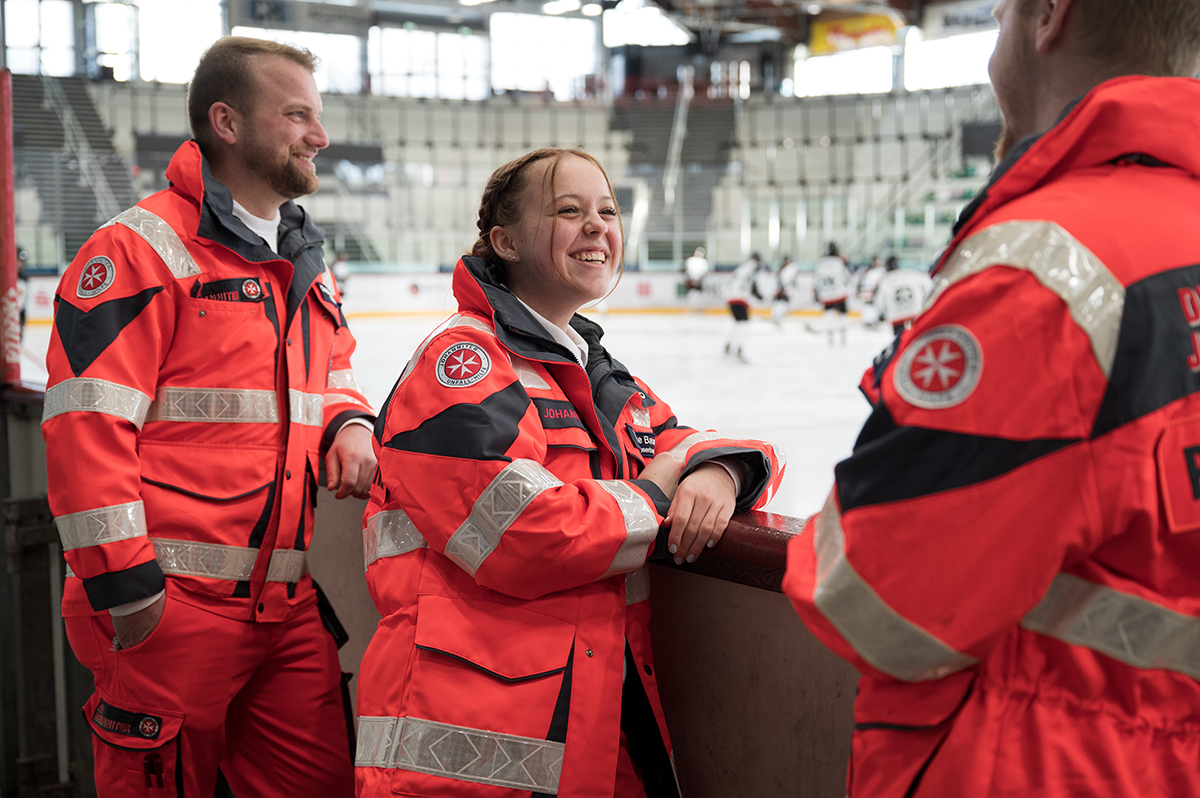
[809,13,902,55]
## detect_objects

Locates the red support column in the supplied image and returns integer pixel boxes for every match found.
[0,68,21,386]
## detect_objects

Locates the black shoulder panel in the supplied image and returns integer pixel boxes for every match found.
[1093,263,1200,437]
[55,287,165,377]
[837,403,1077,512]
[383,379,529,462]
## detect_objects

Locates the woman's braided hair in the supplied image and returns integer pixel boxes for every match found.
[470,148,624,292]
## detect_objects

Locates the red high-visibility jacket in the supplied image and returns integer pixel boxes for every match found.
[355,256,785,798]
[42,141,373,622]
[785,76,1200,797]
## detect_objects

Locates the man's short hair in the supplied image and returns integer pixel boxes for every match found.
[1071,0,1200,77]
[187,37,319,150]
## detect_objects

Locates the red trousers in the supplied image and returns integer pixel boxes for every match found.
[66,586,353,798]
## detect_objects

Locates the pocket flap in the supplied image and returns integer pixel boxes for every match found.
[140,441,275,500]
[414,594,575,682]
[1157,414,1200,534]
[853,670,974,729]
[84,692,184,750]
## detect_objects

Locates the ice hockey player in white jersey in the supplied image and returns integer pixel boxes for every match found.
[770,255,799,327]
[856,255,887,322]
[811,242,851,345]
[875,254,932,334]
[723,252,764,361]
[682,246,710,310]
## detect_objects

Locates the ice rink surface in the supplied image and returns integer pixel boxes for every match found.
[21,310,895,521]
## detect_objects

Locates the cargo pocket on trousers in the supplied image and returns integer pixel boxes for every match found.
[84,692,185,796]
[391,593,575,796]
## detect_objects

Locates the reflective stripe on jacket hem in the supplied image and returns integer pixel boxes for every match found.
[65,540,307,583]
[363,508,428,570]
[444,459,563,577]
[355,715,563,794]
[42,378,153,429]
[597,481,659,578]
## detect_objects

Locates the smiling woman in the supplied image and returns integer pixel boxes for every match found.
[354,148,786,798]
[486,150,623,327]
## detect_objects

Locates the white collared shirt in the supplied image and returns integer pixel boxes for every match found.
[514,297,590,367]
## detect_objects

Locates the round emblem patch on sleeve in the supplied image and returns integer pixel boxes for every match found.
[436,342,491,387]
[77,256,116,298]
[893,324,983,409]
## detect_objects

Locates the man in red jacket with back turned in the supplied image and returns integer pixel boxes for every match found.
[41,37,375,796]
[785,1,1200,795]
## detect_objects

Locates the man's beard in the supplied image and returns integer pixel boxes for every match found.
[993,116,1021,163]
[246,138,319,200]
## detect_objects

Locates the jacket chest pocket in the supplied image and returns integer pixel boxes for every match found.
[174,293,273,377]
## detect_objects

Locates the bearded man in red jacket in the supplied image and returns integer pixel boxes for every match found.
[42,37,375,797]
[785,1,1200,795]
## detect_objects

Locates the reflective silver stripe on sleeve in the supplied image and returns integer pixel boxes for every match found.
[396,315,495,391]
[811,491,978,682]
[56,501,147,551]
[289,389,324,426]
[597,481,660,578]
[105,206,202,279]
[327,369,362,392]
[355,715,563,793]
[626,566,651,604]
[1020,573,1200,681]
[666,431,722,458]
[146,387,279,424]
[363,508,428,570]
[444,459,563,577]
[42,378,153,429]
[931,220,1125,377]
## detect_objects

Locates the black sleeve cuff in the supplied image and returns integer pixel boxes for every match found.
[630,479,672,517]
[82,560,166,612]
[682,447,772,512]
[320,409,376,454]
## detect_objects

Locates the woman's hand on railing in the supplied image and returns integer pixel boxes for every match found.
[662,462,737,565]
